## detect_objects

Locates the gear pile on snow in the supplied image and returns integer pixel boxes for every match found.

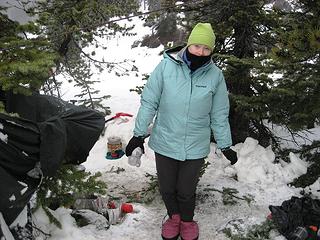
[72,196,129,226]
[269,196,320,240]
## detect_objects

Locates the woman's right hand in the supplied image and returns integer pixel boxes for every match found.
[125,136,145,156]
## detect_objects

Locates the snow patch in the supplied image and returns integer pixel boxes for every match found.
[20,187,28,195]
[17,181,27,187]
[0,123,8,143]
[233,137,307,186]
[0,212,15,240]
[9,194,16,201]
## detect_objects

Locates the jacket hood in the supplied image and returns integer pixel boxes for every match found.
[164,45,214,71]
[163,45,186,64]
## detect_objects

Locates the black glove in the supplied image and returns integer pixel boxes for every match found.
[125,136,145,156]
[222,148,238,165]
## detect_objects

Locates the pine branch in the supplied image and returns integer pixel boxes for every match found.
[222,219,275,240]
[71,37,132,71]
[43,206,62,229]
[203,187,254,205]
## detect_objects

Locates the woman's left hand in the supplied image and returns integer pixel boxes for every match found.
[222,148,238,165]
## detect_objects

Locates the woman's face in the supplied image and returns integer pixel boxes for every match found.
[188,44,212,56]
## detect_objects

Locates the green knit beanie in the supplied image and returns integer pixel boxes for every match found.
[187,23,216,50]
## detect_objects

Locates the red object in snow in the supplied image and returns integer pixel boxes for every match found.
[121,203,133,213]
[309,225,318,232]
[105,112,133,123]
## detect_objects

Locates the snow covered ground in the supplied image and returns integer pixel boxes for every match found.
[13,17,319,240]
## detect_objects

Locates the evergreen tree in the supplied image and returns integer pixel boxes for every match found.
[141,0,184,47]
[71,60,111,115]
[268,0,320,131]
[171,0,319,150]
[0,0,139,113]
[267,0,320,182]
[0,8,57,95]
[180,0,280,146]
[35,0,138,112]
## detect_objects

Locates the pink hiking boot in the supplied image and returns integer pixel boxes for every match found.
[161,214,181,240]
[180,220,199,240]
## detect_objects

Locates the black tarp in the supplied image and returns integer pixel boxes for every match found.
[0,91,105,226]
[269,196,320,239]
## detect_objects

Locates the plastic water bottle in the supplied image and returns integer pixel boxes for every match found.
[106,208,121,225]
[128,147,143,167]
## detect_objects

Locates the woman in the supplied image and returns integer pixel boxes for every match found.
[126,23,237,240]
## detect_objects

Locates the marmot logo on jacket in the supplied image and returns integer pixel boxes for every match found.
[195,85,207,88]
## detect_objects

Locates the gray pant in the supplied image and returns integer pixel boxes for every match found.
[155,152,204,221]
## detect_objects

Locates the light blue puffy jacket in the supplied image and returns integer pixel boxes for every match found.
[133,46,232,160]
